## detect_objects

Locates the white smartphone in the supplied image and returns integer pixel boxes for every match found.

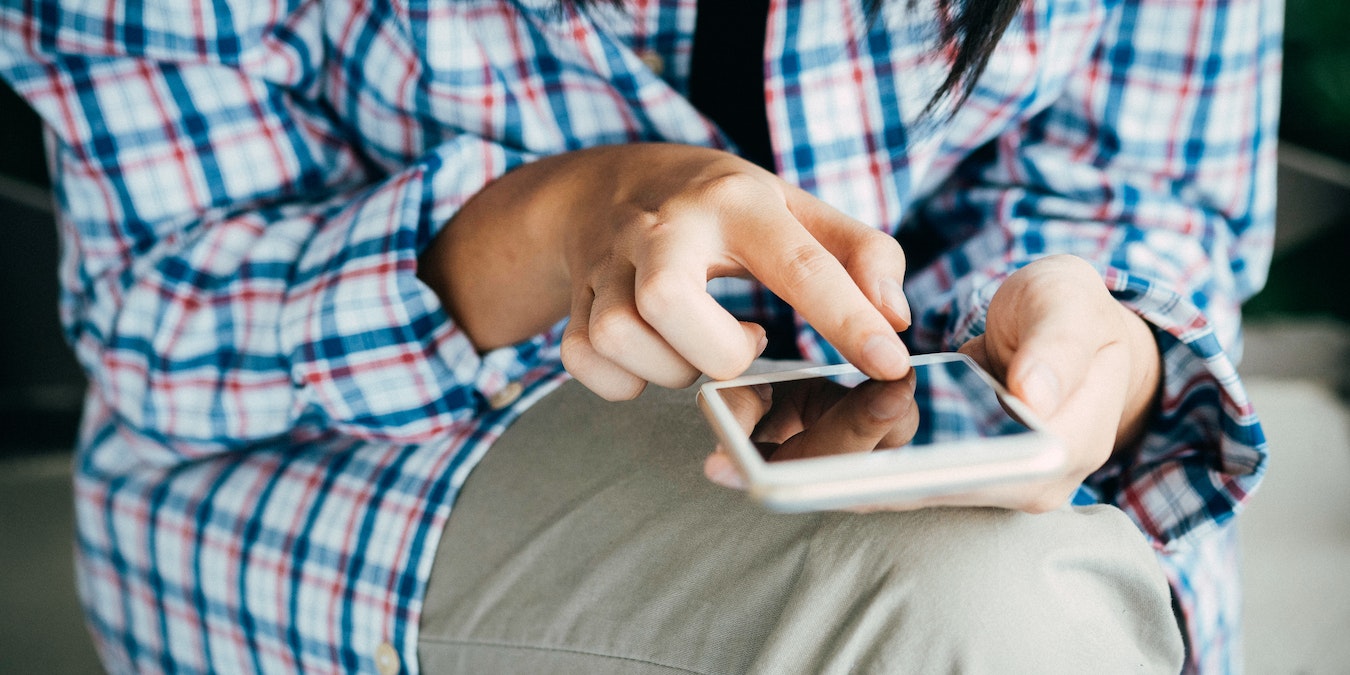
[696,353,1065,512]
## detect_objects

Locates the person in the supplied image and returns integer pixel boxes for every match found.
[0,0,1277,671]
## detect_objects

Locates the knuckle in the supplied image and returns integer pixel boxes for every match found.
[622,207,667,239]
[633,270,684,318]
[694,172,765,204]
[1036,254,1101,290]
[559,332,593,374]
[775,243,837,293]
[833,310,881,347]
[588,305,637,355]
[859,227,905,259]
[560,322,590,356]
[1041,253,1087,268]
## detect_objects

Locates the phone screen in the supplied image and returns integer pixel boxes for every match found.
[881,356,1030,447]
[718,357,1035,463]
[699,354,1061,510]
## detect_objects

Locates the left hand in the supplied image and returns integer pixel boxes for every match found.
[704,254,1162,514]
[952,254,1161,512]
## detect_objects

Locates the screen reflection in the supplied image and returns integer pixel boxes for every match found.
[723,358,1033,463]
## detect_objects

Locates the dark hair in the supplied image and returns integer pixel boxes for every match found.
[916,0,1025,111]
[565,0,1026,113]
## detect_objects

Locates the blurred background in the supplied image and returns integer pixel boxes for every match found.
[2,2,1349,672]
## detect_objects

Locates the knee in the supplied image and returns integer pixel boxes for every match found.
[774,506,1185,673]
[907,506,1180,672]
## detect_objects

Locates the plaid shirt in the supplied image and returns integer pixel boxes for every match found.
[0,0,1279,672]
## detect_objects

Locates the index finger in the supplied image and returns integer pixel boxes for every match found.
[784,184,912,331]
[734,209,910,380]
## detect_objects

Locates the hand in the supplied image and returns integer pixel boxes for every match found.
[704,372,920,485]
[952,254,1162,512]
[420,144,913,400]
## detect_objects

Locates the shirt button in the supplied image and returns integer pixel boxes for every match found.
[487,380,524,410]
[375,642,400,675]
[637,50,664,76]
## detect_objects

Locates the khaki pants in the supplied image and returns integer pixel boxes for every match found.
[418,378,1184,674]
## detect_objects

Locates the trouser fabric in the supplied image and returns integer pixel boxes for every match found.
[418,377,1184,674]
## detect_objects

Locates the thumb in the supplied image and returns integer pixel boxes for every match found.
[957,334,992,375]
[1005,333,1096,419]
[989,255,1115,419]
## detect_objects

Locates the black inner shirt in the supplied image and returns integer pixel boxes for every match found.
[687,0,775,173]
[687,0,802,359]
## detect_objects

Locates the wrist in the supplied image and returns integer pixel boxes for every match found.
[1114,303,1162,454]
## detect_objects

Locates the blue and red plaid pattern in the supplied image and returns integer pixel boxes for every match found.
[0,0,1278,672]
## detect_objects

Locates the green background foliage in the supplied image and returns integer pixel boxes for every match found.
[1281,0,1350,162]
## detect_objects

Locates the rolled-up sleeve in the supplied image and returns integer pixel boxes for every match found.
[0,3,556,459]
[903,0,1280,546]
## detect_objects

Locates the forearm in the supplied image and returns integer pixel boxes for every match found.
[418,150,576,351]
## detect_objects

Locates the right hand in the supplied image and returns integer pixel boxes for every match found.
[420,143,913,400]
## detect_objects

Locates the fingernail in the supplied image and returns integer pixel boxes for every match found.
[1020,361,1062,415]
[880,278,912,326]
[863,334,909,377]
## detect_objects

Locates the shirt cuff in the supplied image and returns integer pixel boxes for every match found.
[1085,267,1267,548]
[281,138,559,442]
